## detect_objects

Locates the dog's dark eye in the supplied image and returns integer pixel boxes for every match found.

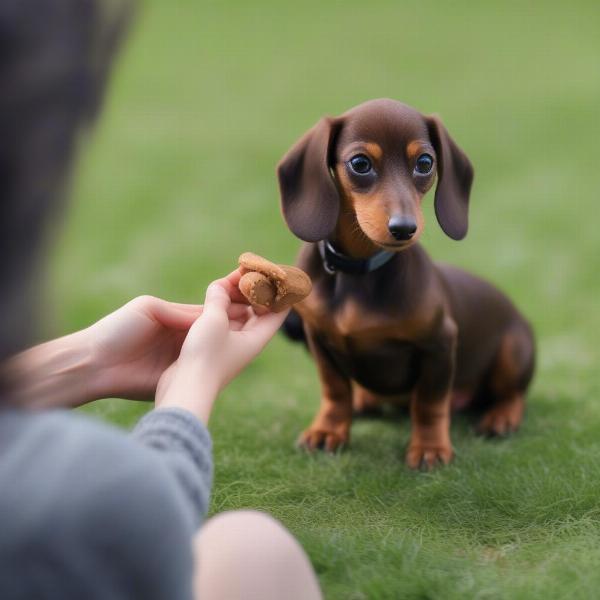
[415,153,434,174]
[348,154,372,175]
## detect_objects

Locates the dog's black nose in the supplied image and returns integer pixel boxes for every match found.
[388,216,417,241]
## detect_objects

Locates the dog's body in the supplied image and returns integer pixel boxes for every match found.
[277,99,535,468]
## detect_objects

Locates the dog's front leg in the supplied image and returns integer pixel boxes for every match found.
[297,330,353,453]
[406,317,457,470]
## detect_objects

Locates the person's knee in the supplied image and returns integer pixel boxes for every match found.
[197,510,297,561]
[194,510,321,600]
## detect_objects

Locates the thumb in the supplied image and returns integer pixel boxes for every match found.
[202,282,232,317]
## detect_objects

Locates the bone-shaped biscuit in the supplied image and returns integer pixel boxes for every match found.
[238,252,312,312]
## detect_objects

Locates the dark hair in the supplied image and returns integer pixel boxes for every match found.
[0,0,133,369]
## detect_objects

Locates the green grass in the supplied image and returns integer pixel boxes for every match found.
[47,0,600,597]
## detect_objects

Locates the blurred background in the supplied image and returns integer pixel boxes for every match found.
[44,0,600,597]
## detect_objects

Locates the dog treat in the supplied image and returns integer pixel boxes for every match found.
[238,252,312,312]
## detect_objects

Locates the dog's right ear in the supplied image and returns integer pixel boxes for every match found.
[277,117,342,242]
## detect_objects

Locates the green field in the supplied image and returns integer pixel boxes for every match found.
[48,1,600,597]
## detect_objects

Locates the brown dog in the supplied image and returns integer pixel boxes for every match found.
[277,98,535,469]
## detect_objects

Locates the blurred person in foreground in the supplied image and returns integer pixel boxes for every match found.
[0,1,322,599]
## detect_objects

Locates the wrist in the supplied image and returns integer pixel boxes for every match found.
[4,329,100,409]
[157,362,221,425]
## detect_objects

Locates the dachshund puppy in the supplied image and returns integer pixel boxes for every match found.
[277,98,535,469]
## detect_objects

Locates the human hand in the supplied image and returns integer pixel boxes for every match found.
[155,270,290,423]
[5,270,288,414]
[3,295,205,408]
[85,295,208,401]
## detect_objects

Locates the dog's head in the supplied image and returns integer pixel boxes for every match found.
[277,98,474,250]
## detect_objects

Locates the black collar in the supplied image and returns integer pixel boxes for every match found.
[318,240,395,275]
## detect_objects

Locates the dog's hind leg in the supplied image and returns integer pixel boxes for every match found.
[477,323,535,437]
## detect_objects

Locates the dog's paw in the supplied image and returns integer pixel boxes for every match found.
[405,443,453,470]
[476,396,524,437]
[297,427,348,453]
[476,411,521,437]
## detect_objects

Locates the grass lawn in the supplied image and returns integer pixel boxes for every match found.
[47,0,600,597]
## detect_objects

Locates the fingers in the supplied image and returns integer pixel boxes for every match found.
[228,303,253,321]
[202,282,233,318]
[223,268,243,287]
[241,308,290,349]
[143,297,203,330]
[228,305,253,331]
[251,304,270,316]
[211,269,248,305]
[134,268,253,332]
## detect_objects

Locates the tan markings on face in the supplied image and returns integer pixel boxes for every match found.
[363,142,383,161]
[353,194,393,244]
[334,165,389,247]
[334,162,426,250]
[407,140,437,195]
[340,141,383,164]
[334,162,353,200]
[406,140,426,162]
[414,201,426,240]
[335,135,437,249]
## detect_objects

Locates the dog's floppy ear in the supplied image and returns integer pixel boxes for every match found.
[277,117,342,242]
[426,115,474,240]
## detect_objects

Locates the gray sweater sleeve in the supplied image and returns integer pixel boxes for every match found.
[0,408,213,600]
[131,407,213,527]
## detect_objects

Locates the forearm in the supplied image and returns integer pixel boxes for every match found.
[156,362,220,426]
[2,329,101,409]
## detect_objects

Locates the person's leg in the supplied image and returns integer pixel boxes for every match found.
[194,510,322,600]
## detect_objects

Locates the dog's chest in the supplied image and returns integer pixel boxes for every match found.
[296,286,422,393]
